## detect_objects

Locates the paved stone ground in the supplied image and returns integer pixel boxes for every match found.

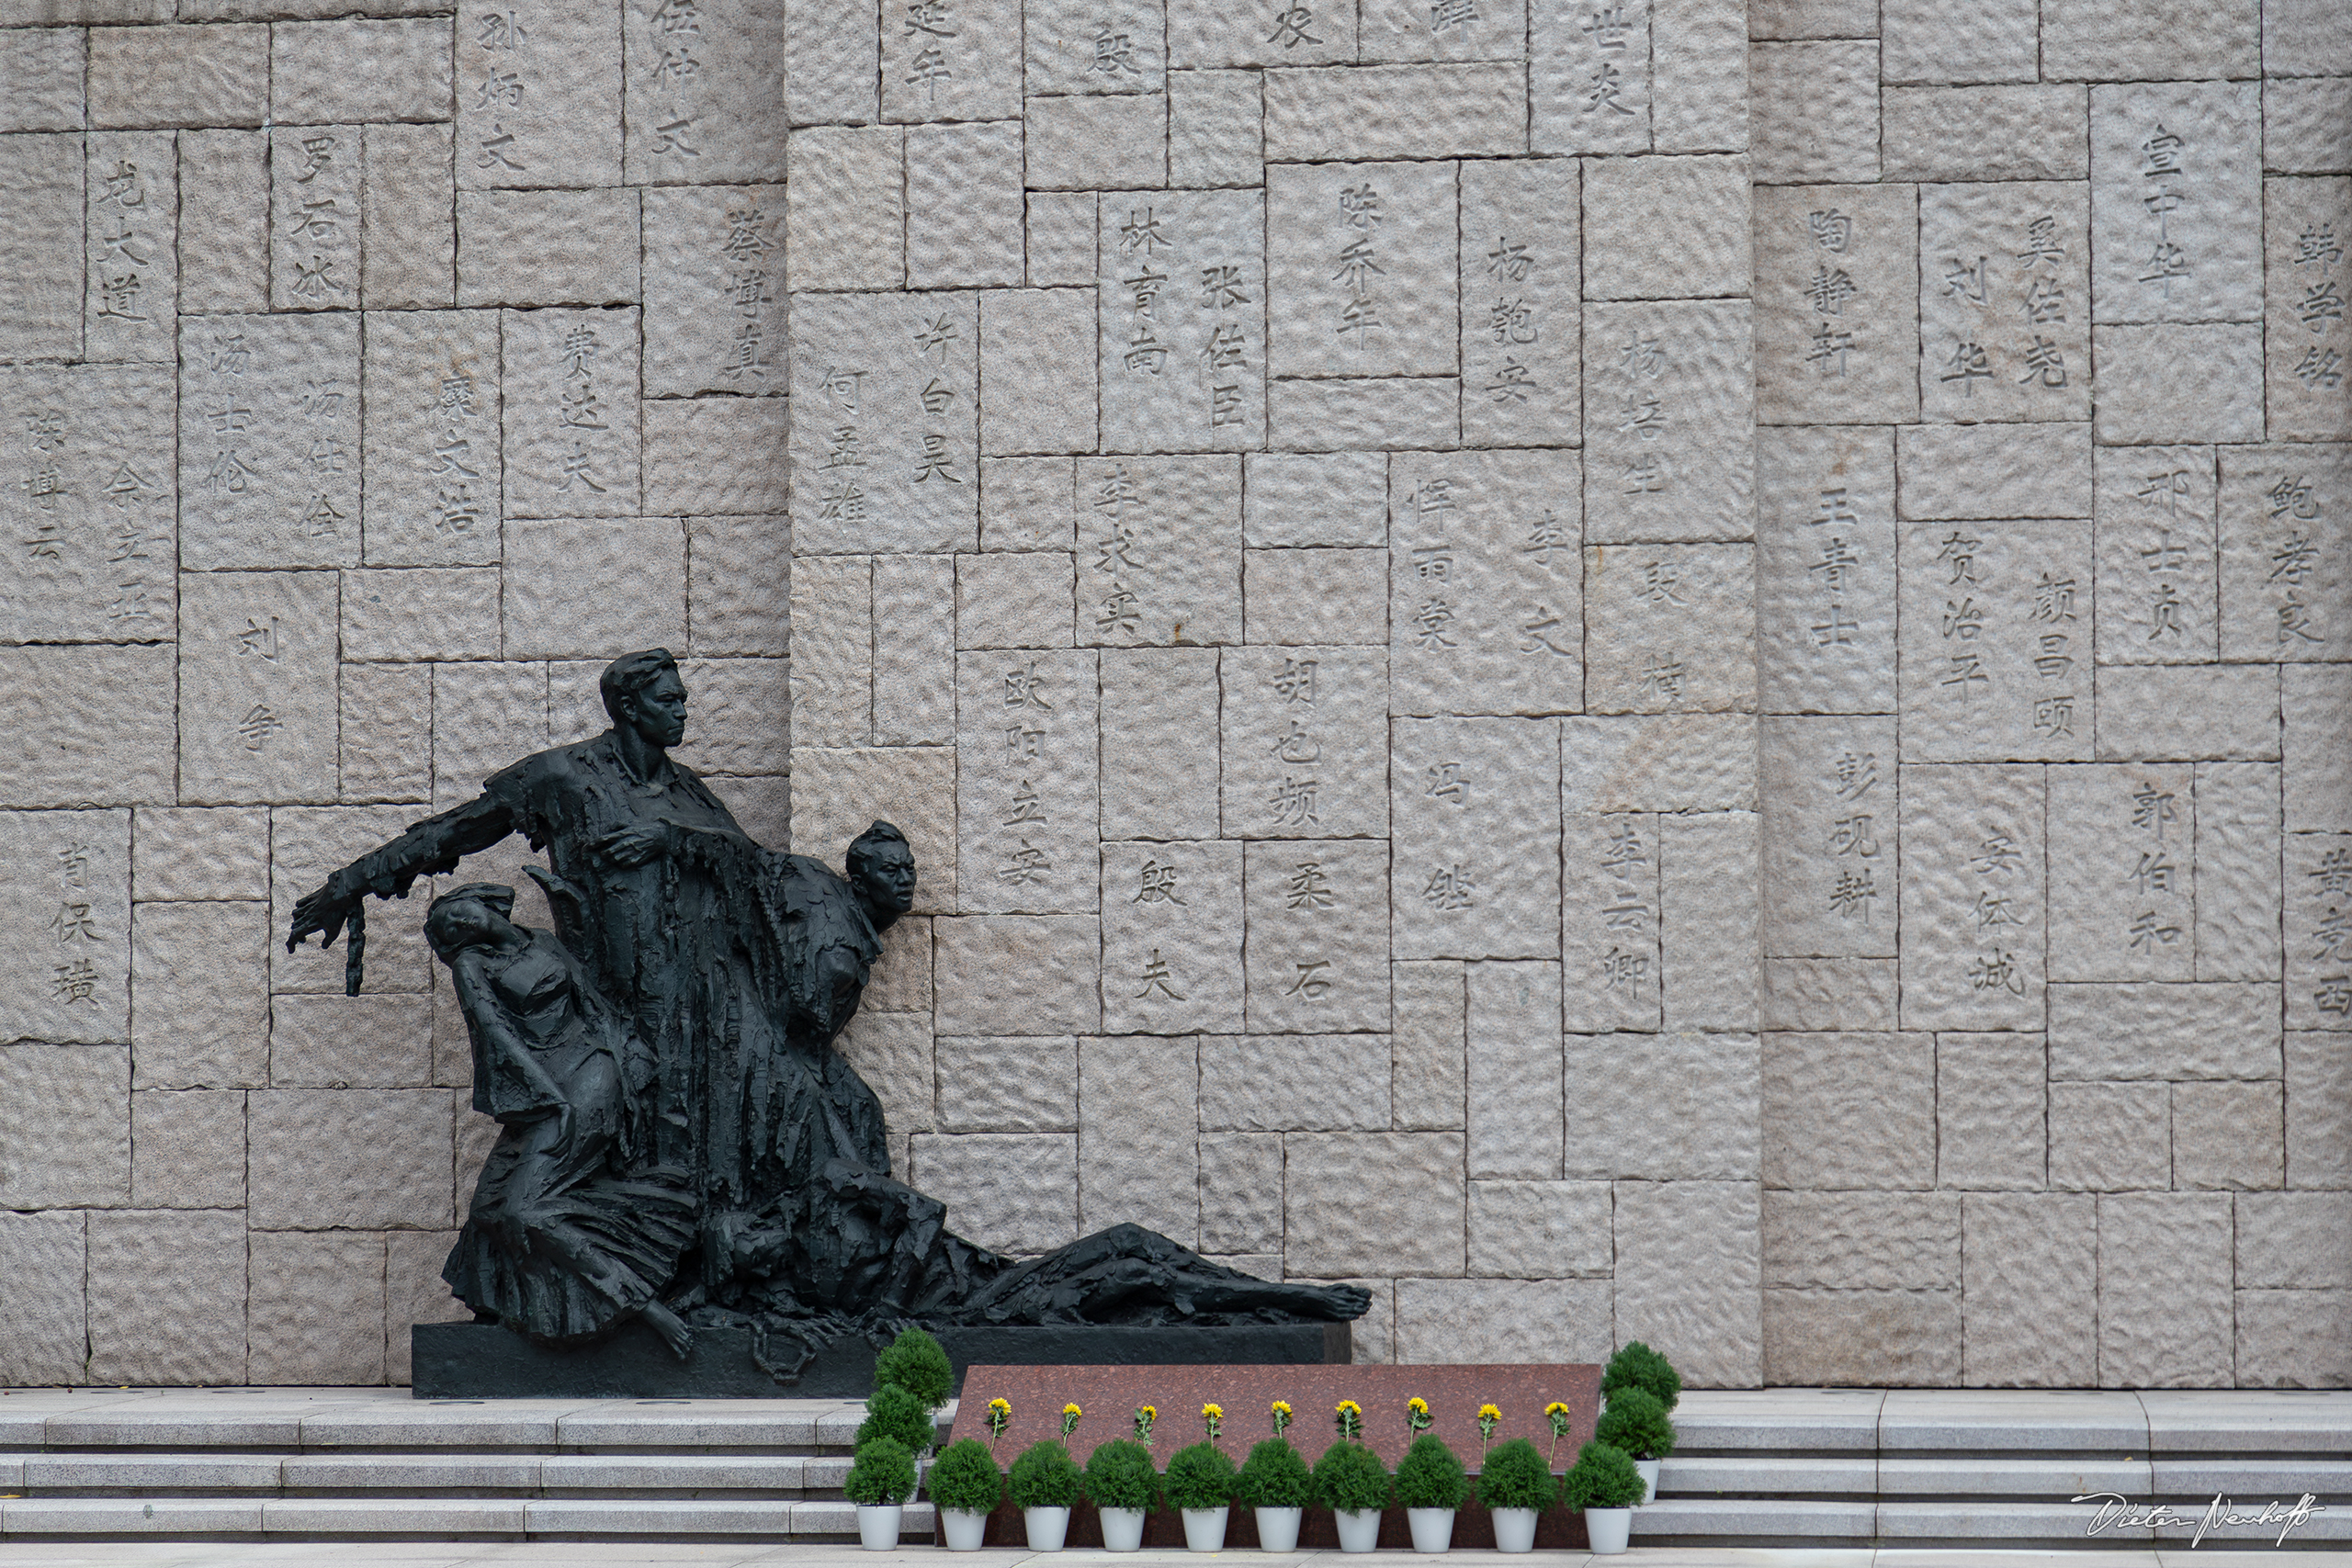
[0,1551,2346,1567]
[1,1549,2350,1566]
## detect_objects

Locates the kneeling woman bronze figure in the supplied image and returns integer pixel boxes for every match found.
[427,882,699,1358]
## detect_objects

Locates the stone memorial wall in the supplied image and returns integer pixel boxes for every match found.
[0,0,2346,1388]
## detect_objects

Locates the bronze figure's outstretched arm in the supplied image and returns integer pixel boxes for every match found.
[284,793,517,973]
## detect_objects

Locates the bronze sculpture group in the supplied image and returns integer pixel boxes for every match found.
[289,650,1365,1365]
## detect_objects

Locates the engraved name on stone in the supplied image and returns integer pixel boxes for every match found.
[1076,454,1242,647]
[1760,716,1897,964]
[1221,645,1387,839]
[1101,838,1243,1034]
[2088,81,2261,327]
[502,306,641,520]
[1899,762,2044,1032]
[957,649,1100,915]
[1919,182,2089,423]
[1098,190,1267,453]
[791,292,980,555]
[1562,808,1661,1032]
[362,310,503,567]
[1390,449,1584,717]
[1268,160,1459,382]
[1532,0,1650,154]
[2218,445,2346,664]
[1582,299,1755,544]
[1242,838,1388,1033]
[0,809,130,1045]
[2,364,175,641]
[1897,516,2094,762]
[178,313,363,570]
[1459,159,1581,447]
[85,133,177,364]
[2047,763,2195,983]
[1757,425,1895,715]
[2094,444,2216,663]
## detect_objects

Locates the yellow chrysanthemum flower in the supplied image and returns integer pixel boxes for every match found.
[1064,1404,1082,1416]
[1544,1402,1570,1417]
[1336,1400,1363,1416]
[1478,1404,1502,1421]
[1408,1396,1430,1414]
[988,1398,1012,1414]
[1141,1405,1159,1419]
[1203,1403,1224,1418]
[1272,1401,1293,1415]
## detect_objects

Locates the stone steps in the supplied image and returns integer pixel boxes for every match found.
[0,1496,905,1539]
[6,1386,2352,1547]
[1636,1390,2352,1550]
[0,1389,910,1541]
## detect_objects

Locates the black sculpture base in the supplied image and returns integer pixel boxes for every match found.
[410,1320,1351,1399]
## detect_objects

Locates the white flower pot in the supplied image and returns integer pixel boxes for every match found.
[857,1504,902,1550]
[1406,1507,1454,1554]
[1098,1505,1148,1551]
[1182,1506,1228,1551]
[1024,1505,1070,1551]
[1634,1459,1658,1506]
[1585,1506,1632,1554]
[1490,1506,1540,1553]
[939,1507,990,1551]
[1334,1506,1383,1553]
[1255,1505,1302,1551]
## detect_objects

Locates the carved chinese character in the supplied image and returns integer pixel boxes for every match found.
[1267,2,1321,47]
[1135,949,1184,999]
[1133,859,1185,905]
[1285,861,1336,909]
[1420,864,1476,911]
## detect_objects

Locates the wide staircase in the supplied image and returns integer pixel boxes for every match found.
[1649,1390,2352,1550]
[5,1386,2350,1547]
[0,1388,923,1541]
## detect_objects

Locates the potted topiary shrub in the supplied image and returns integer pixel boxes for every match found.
[1600,1341,1681,1413]
[1161,1440,1237,1552]
[857,1382,936,1480]
[1234,1438,1313,1551]
[1310,1439,1391,1553]
[1393,1433,1468,1554]
[1593,1386,1676,1505]
[1008,1438,1082,1551]
[873,1325,956,1413]
[845,1436,918,1550]
[926,1437,1004,1552]
[1476,1437,1558,1553]
[1082,1438,1159,1552]
[1561,1440,1645,1555]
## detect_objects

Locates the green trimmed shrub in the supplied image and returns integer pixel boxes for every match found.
[1600,1341,1681,1413]
[856,1382,936,1455]
[1008,1438,1082,1508]
[1310,1440,1391,1513]
[1593,1387,1675,1461]
[1233,1438,1312,1508]
[1083,1438,1161,1511]
[1475,1438,1558,1513]
[1393,1434,1468,1510]
[926,1438,1005,1516]
[873,1326,955,1410]
[1560,1441,1645,1512]
[845,1436,918,1506]
[1161,1441,1237,1510]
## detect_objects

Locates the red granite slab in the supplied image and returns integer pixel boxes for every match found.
[943,1362,1602,1550]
